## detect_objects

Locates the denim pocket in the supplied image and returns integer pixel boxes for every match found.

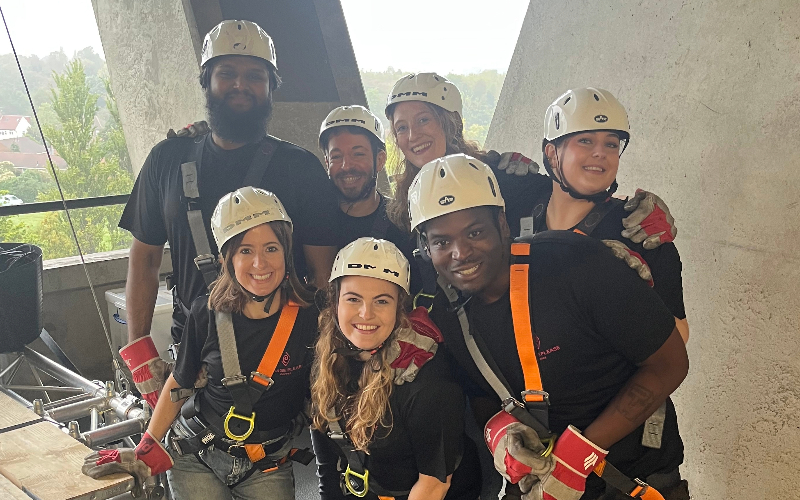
[198,445,254,486]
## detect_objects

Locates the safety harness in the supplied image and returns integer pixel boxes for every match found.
[168,302,314,481]
[415,245,665,499]
[518,194,668,450]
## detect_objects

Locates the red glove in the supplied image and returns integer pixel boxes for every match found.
[602,240,654,287]
[408,306,444,342]
[622,189,677,250]
[82,432,173,485]
[484,411,553,484]
[530,425,607,500]
[119,336,170,409]
[497,152,540,176]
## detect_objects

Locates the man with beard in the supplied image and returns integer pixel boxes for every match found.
[317,105,419,290]
[116,20,339,409]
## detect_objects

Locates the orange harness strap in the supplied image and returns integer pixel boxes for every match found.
[253,301,300,387]
[509,243,544,403]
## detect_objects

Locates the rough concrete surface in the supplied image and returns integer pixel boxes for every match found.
[91,0,207,175]
[486,1,800,498]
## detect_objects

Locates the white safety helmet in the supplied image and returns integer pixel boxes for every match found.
[211,187,292,252]
[385,73,463,118]
[330,237,410,294]
[408,154,504,233]
[319,105,385,149]
[201,20,277,70]
[543,88,629,145]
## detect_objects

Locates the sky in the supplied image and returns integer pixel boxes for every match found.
[0,0,529,74]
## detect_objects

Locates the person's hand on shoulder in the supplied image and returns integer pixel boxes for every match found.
[166,120,210,139]
[621,189,677,250]
[496,151,540,176]
[602,240,654,287]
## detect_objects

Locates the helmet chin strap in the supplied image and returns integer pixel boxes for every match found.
[333,320,391,360]
[546,146,618,204]
[240,272,289,313]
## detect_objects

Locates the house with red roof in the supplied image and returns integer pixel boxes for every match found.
[0,115,32,139]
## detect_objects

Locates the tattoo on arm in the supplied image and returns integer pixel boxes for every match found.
[615,383,656,422]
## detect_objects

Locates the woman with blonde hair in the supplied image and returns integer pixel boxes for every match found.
[83,187,318,500]
[310,237,481,500]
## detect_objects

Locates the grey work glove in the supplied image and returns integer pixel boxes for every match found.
[602,239,654,286]
[497,152,540,176]
[82,433,173,493]
[621,189,677,250]
[166,120,210,139]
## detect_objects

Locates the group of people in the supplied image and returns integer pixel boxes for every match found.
[82,19,690,500]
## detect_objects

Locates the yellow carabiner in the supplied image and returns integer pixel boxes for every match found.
[223,407,256,441]
[343,465,369,498]
[540,434,556,458]
[412,291,436,312]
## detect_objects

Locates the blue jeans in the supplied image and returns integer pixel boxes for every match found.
[166,439,295,500]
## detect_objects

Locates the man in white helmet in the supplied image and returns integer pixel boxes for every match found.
[409,154,690,500]
[318,105,420,290]
[117,20,339,409]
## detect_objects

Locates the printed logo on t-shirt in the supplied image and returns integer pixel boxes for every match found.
[275,351,302,375]
[535,335,561,360]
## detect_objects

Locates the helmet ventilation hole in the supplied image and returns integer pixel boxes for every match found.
[563,96,571,105]
[468,162,479,170]
[594,93,600,101]
[237,24,242,30]
[234,196,240,204]
[488,177,497,197]
[374,244,379,250]
[439,168,446,178]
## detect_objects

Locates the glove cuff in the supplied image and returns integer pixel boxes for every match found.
[120,336,159,371]
[553,425,608,478]
[135,431,173,475]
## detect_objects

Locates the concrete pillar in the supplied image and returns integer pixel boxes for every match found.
[92,0,372,182]
[486,1,800,498]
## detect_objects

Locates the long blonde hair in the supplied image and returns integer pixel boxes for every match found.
[311,279,412,451]
[208,220,313,313]
[385,102,485,232]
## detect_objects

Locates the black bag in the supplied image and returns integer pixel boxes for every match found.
[0,243,43,353]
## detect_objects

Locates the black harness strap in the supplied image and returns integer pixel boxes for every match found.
[519,195,625,238]
[369,195,392,241]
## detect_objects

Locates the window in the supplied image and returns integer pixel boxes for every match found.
[0,0,132,260]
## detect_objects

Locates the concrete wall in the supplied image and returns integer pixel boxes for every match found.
[486,1,800,498]
[92,0,371,177]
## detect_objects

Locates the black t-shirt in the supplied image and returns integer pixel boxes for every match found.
[335,193,420,294]
[312,353,481,499]
[519,182,686,319]
[172,296,319,432]
[430,232,683,486]
[119,135,340,309]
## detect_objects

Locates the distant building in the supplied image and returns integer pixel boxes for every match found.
[0,115,32,139]
[0,152,67,171]
[0,137,46,154]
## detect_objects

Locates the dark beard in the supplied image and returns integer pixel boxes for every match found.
[336,173,377,203]
[205,90,272,144]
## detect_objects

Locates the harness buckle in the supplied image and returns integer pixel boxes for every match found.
[193,253,216,271]
[223,407,256,441]
[521,389,550,406]
[629,478,651,498]
[221,374,248,388]
[250,371,275,389]
[342,465,369,498]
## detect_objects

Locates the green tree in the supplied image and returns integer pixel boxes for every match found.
[27,59,133,259]
[0,170,54,203]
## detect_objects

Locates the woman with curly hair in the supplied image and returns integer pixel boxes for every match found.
[310,237,481,500]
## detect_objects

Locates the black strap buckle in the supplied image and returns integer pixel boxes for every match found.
[194,253,216,271]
